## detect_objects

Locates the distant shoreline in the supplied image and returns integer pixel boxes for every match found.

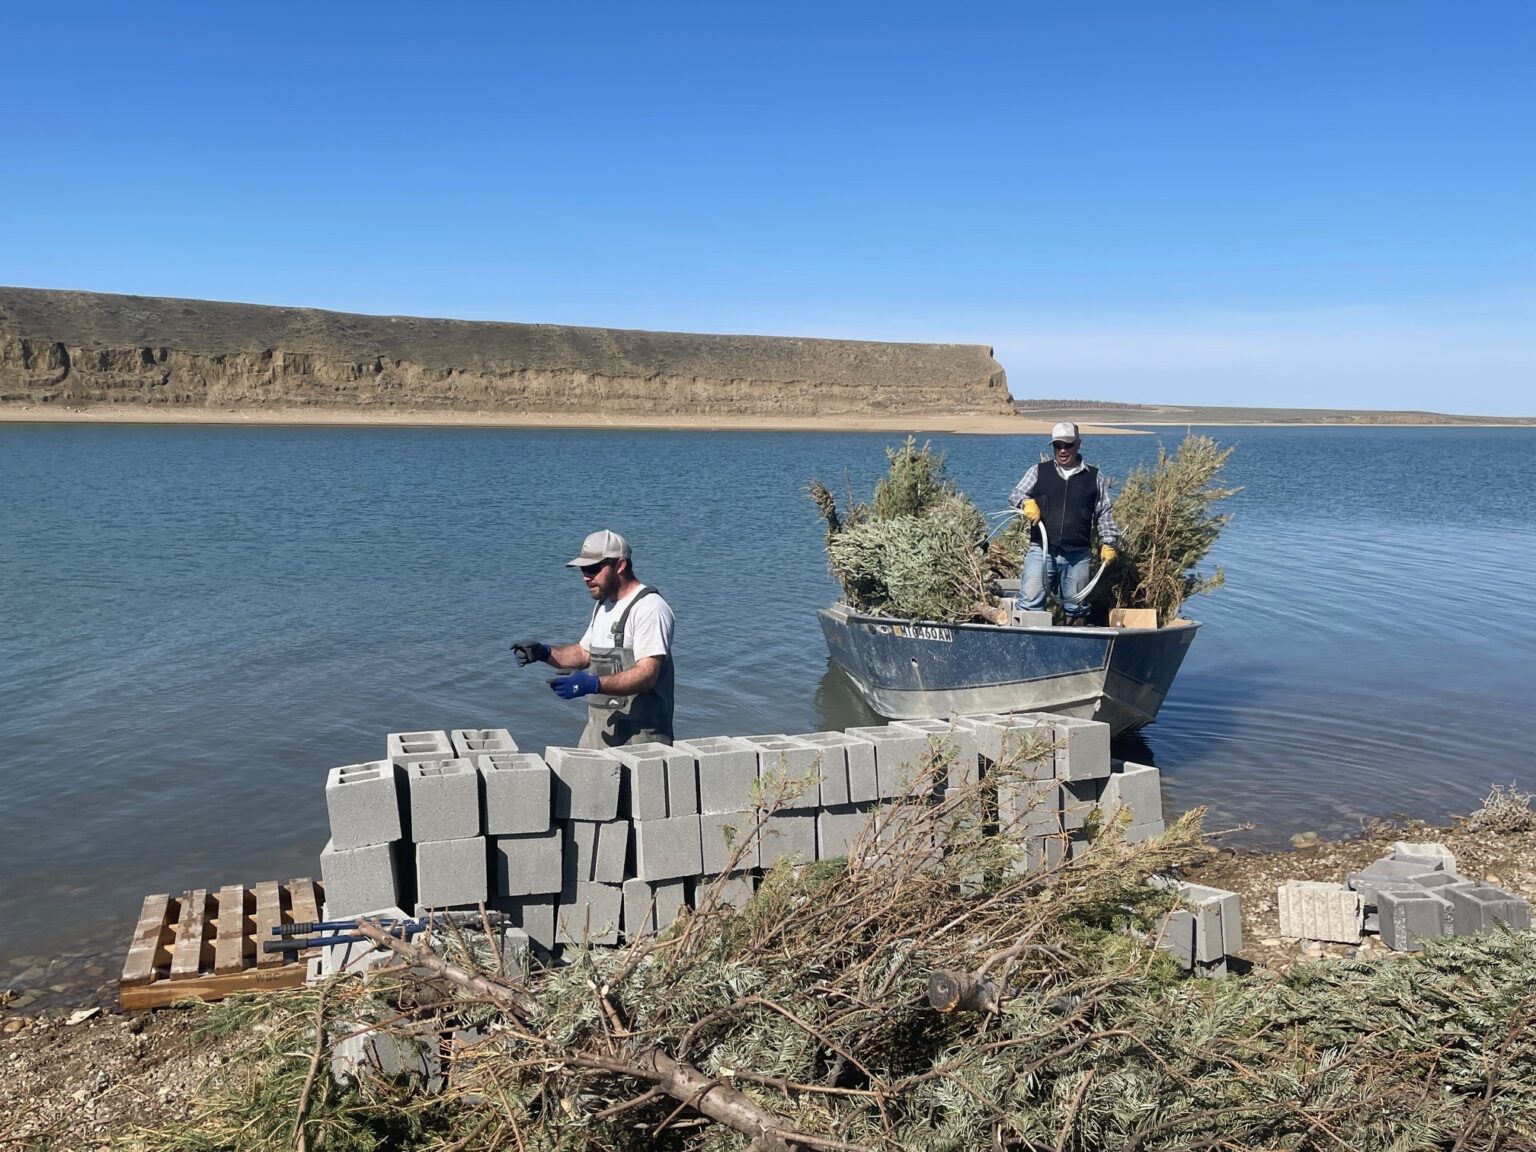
[0,403,1141,436]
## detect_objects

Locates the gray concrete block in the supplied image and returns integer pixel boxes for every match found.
[498,927,531,981]
[321,839,405,918]
[1102,761,1163,827]
[1022,833,1068,873]
[388,730,452,760]
[1059,779,1103,831]
[1051,716,1112,782]
[1277,881,1362,943]
[761,810,817,867]
[488,896,557,952]
[634,814,704,881]
[492,826,564,897]
[402,758,480,843]
[892,719,979,794]
[615,741,699,820]
[557,882,622,945]
[701,809,761,873]
[545,746,624,821]
[1012,608,1055,627]
[1446,885,1531,936]
[451,728,517,758]
[325,761,403,850]
[691,873,754,911]
[1154,908,1196,970]
[475,752,551,835]
[415,836,488,909]
[623,877,687,938]
[817,804,872,860]
[956,713,1054,776]
[1124,819,1166,844]
[673,736,760,815]
[740,735,822,809]
[1217,890,1243,955]
[1177,882,1230,962]
[1379,888,1453,951]
[998,778,1060,837]
[331,1023,441,1089]
[563,820,630,884]
[795,731,880,804]
[846,725,930,798]
[1348,859,1444,907]
[1392,841,1455,873]
[1411,870,1465,891]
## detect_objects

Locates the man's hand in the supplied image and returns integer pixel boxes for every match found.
[510,640,549,667]
[549,670,600,700]
[1100,545,1117,564]
[1022,498,1041,524]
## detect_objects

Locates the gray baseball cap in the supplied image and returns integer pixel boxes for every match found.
[1050,421,1081,443]
[566,528,632,567]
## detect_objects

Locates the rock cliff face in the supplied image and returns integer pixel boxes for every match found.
[0,288,1010,417]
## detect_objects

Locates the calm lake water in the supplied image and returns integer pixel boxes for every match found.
[2,421,1534,997]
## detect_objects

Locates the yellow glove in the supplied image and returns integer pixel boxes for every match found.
[1021,499,1041,524]
[1100,545,1117,564]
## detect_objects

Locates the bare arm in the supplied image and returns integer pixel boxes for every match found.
[595,655,663,696]
[546,642,590,670]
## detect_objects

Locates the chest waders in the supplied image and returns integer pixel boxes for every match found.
[578,586,676,750]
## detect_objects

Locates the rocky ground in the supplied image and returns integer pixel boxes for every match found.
[3,815,1532,1150]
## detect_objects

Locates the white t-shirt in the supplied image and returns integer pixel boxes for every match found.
[580,585,675,661]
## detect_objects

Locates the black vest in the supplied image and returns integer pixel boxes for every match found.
[1030,463,1100,552]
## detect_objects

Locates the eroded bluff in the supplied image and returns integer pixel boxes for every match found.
[0,288,1009,417]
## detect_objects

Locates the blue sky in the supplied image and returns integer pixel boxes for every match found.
[3,2,1532,413]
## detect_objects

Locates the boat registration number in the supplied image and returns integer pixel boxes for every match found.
[879,623,953,643]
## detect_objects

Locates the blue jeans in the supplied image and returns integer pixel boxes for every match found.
[1021,545,1092,620]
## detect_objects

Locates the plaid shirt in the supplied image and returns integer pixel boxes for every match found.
[1008,461,1120,547]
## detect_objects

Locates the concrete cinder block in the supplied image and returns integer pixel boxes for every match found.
[450,728,517,758]
[893,719,979,794]
[545,746,624,821]
[1392,841,1456,873]
[1102,761,1163,827]
[740,735,822,809]
[498,927,531,981]
[1379,888,1453,951]
[795,731,879,804]
[690,873,754,911]
[475,752,551,835]
[492,826,564,897]
[998,778,1060,837]
[1411,870,1465,891]
[1277,881,1362,943]
[623,877,687,938]
[615,742,699,820]
[321,839,406,919]
[957,713,1054,776]
[817,804,873,860]
[557,882,622,946]
[488,896,557,952]
[388,730,452,760]
[700,810,761,873]
[331,1023,441,1090]
[1348,859,1444,907]
[415,836,488,909]
[563,820,630,884]
[760,810,817,867]
[402,758,481,843]
[1051,716,1113,782]
[1124,819,1166,844]
[673,736,760,815]
[1059,779,1103,831]
[1446,885,1531,937]
[634,815,704,881]
[846,725,930,798]
[1154,908,1196,970]
[325,761,403,850]
[1176,882,1232,962]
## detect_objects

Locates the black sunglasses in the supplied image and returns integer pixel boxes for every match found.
[579,559,614,577]
[1052,441,1076,450]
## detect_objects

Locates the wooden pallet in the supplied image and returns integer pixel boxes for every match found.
[120,878,325,1011]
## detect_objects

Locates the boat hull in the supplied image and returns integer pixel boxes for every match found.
[817,605,1199,735]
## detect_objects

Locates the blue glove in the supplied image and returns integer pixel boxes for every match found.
[510,640,549,667]
[549,670,600,700]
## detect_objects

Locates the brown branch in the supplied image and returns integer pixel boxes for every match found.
[290,985,329,1152]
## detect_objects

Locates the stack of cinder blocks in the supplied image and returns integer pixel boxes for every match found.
[1278,841,1531,952]
[1148,878,1244,977]
[318,713,1209,969]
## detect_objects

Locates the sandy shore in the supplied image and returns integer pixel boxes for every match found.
[0,403,1150,436]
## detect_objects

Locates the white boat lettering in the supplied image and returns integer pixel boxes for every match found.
[890,624,953,643]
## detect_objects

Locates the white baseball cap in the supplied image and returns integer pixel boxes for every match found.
[1050,421,1081,444]
[566,528,632,568]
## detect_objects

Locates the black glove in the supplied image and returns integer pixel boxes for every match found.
[510,640,549,667]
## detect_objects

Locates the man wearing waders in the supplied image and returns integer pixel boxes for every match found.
[510,529,676,748]
[1008,422,1119,626]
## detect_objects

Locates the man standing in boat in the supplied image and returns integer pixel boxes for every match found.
[509,529,676,748]
[1009,422,1120,626]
